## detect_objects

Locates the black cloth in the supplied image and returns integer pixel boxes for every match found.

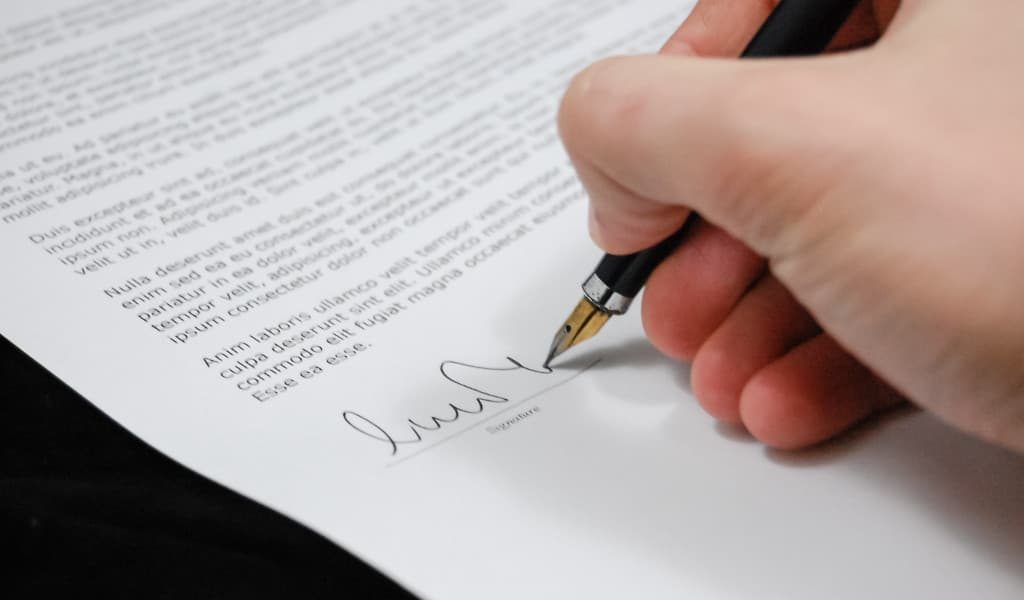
[1,335,414,599]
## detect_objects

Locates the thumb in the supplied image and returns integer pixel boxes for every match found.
[558,52,870,261]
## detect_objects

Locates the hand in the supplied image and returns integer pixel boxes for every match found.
[559,0,1024,452]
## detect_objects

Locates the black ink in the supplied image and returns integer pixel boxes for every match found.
[342,357,557,456]
[342,411,420,456]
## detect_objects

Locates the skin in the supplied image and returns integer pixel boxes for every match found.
[558,0,1024,452]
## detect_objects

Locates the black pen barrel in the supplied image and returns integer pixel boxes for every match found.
[593,225,690,300]
[744,0,861,57]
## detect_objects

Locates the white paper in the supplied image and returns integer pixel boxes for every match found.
[2,1,1023,598]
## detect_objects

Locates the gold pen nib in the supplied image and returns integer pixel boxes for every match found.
[544,297,611,368]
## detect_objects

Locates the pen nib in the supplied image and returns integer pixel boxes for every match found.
[543,297,610,368]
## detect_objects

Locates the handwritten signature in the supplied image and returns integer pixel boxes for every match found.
[342,357,592,456]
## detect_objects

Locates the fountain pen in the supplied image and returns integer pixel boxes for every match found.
[544,0,861,367]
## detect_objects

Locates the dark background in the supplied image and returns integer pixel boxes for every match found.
[1,334,414,599]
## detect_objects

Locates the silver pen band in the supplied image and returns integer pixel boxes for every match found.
[582,273,633,315]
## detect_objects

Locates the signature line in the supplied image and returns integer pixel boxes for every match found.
[387,358,602,468]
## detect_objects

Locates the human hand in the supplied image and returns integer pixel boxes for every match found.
[559,0,1024,452]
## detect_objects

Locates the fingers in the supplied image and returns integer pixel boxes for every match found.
[641,220,764,361]
[690,275,820,423]
[559,52,859,258]
[674,269,902,447]
[740,334,905,449]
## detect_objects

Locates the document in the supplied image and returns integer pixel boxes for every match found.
[2,1,1023,597]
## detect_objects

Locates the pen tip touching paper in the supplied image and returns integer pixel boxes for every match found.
[543,297,610,368]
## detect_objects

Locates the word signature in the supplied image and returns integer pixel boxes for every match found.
[342,357,593,457]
